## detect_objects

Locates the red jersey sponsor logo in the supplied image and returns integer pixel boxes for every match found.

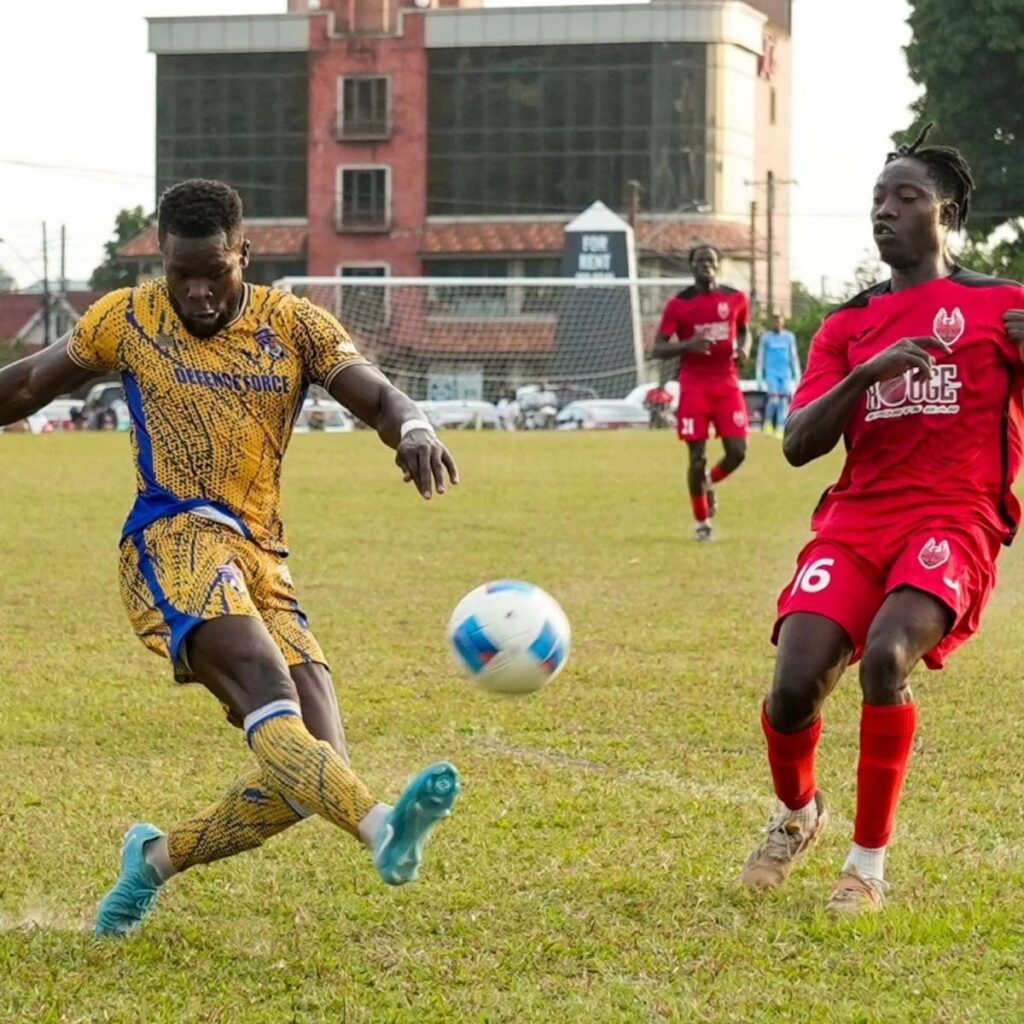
[933,307,965,346]
[918,538,951,570]
[865,363,962,422]
[695,321,734,343]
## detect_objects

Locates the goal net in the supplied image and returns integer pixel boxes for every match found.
[278,276,693,403]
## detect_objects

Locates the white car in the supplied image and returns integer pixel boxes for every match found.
[293,398,355,433]
[420,400,499,430]
[556,400,651,431]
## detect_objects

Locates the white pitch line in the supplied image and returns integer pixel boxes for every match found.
[476,738,773,808]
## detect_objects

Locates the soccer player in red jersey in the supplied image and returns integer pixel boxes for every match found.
[652,246,751,541]
[740,127,1024,912]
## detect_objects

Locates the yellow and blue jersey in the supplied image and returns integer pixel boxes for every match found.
[67,278,365,553]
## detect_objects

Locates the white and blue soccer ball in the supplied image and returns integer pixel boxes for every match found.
[447,580,571,695]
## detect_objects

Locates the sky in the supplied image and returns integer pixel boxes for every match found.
[0,0,917,294]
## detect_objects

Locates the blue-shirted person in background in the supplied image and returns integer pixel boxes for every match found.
[755,311,801,437]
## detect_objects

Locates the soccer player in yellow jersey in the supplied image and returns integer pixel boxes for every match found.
[0,180,461,936]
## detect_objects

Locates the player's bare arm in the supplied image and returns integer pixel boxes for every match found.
[329,361,459,500]
[1003,309,1024,349]
[735,323,752,367]
[651,331,710,358]
[784,336,952,467]
[0,336,95,426]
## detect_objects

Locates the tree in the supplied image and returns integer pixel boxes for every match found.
[900,0,1024,252]
[957,233,1024,283]
[89,207,152,290]
[786,281,832,368]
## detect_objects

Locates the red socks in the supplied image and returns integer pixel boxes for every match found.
[709,464,730,485]
[690,494,710,523]
[761,701,918,845]
[854,702,917,848]
[761,703,822,810]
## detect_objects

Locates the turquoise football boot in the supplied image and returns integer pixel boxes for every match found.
[94,823,165,937]
[374,762,460,885]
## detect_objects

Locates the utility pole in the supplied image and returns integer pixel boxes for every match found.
[766,170,775,316]
[625,179,643,230]
[746,171,796,317]
[748,199,758,314]
[41,222,51,347]
[60,225,67,295]
[60,224,67,337]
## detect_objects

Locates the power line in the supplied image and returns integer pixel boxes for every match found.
[6,158,1024,222]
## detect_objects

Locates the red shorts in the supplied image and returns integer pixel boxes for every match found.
[773,523,1001,669]
[676,380,748,442]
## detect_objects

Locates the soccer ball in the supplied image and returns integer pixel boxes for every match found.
[447,580,571,695]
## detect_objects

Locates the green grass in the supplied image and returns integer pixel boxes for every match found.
[2,430,1024,1023]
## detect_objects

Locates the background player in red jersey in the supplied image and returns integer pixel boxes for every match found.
[740,127,1024,913]
[652,246,751,541]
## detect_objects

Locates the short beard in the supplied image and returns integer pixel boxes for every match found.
[168,292,231,338]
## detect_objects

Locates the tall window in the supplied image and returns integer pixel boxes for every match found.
[338,76,391,140]
[428,43,707,216]
[337,167,391,231]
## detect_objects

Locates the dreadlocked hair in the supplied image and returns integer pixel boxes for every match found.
[886,123,975,231]
[157,179,244,244]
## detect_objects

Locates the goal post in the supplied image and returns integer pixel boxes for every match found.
[277,276,693,402]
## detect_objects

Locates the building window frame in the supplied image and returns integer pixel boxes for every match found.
[335,261,391,327]
[336,165,392,233]
[337,75,392,141]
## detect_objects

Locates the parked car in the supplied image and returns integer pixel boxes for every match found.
[556,400,651,431]
[293,397,355,433]
[85,382,125,409]
[420,400,499,430]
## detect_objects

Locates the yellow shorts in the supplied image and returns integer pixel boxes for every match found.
[120,513,325,683]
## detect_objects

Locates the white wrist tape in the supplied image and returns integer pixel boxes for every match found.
[400,418,435,440]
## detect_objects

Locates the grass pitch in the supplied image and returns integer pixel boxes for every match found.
[1,430,1023,1023]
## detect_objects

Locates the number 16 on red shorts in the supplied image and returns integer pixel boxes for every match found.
[772,530,999,668]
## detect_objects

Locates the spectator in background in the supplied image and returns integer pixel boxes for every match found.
[110,397,130,432]
[756,312,801,437]
[496,392,518,431]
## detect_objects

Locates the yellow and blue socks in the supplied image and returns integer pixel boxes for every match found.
[159,767,305,874]
[244,700,378,837]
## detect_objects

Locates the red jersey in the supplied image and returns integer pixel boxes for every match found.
[792,267,1024,545]
[658,285,749,385]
